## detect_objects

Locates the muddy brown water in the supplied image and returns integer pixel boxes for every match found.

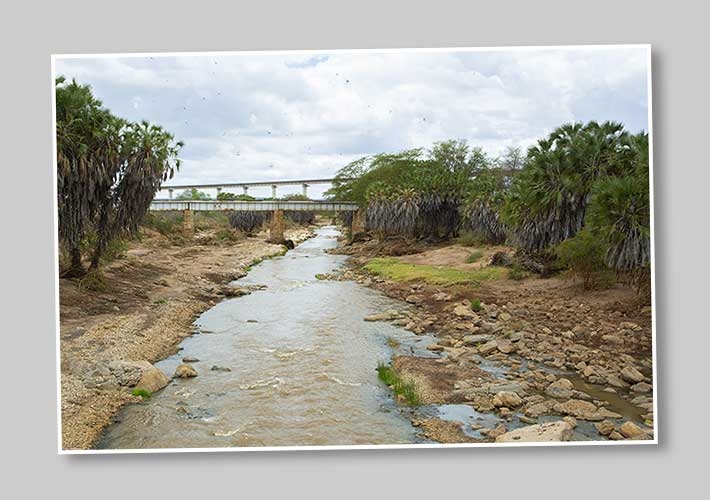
[97,226,646,449]
[97,226,437,449]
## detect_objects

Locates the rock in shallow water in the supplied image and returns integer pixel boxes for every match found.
[174,364,198,378]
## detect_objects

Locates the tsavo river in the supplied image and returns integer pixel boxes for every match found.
[98,226,436,449]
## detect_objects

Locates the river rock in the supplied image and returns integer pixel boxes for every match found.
[631,381,652,393]
[605,374,628,389]
[453,304,477,318]
[545,378,574,399]
[496,421,574,443]
[136,365,170,393]
[405,294,424,305]
[182,356,200,363]
[478,340,498,355]
[620,321,642,331]
[364,310,400,322]
[496,339,515,354]
[480,424,506,438]
[552,399,620,421]
[210,365,232,372]
[621,366,645,383]
[174,364,198,378]
[524,400,555,417]
[492,391,523,408]
[432,292,452,302]
[619,421,648,439]
[463,334,493,345]
[498,312,512,322]
[594,420,616,436]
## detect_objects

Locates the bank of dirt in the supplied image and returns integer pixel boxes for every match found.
[59,225,313,450]
[332,236,655,443]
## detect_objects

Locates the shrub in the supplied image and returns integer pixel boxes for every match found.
[77,269,107,292]
[556,229,615,290]
[466,250,484,263]
[215,228,240,242]
[508,265,529,280]
[469,298,482,312]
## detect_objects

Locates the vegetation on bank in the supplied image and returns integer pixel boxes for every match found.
[364,258,506,286]
[328,122,651,293]
[376,362,420,406]
[56,77,182,277]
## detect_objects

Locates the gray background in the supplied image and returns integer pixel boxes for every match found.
[0,0,705,497]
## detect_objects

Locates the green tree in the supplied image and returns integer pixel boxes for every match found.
[56,77,182,275]
[176,187,210,200]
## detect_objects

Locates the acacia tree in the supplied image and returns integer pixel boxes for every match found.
[56,77,182,275]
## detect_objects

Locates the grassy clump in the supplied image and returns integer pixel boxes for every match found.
[215,228,240,242]
[466,249,484,263]
[455,231,482,247]
[386,337,401,349]
[131,388,152,399]
[77,269,107,292]
[469,298,482,312]
[364,258,506,286]
[376,362,420,406]
[508,265,529,281]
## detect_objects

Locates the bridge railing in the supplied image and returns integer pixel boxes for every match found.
[149,200,360,212]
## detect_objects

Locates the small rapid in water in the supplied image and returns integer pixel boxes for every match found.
[98,226,429,449]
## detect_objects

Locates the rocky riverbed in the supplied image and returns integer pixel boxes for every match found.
[324,242,655,443]
[59,226,313,450]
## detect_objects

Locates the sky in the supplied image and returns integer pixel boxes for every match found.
[55,46,650,199]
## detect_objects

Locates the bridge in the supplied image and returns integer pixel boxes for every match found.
[160,178,350,199]
[148,199,364,243]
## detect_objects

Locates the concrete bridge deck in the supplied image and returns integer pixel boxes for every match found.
[149,200,359,212]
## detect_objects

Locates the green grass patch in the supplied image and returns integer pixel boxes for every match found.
[131,388,152,399]
[469,298,482,312]
[363,258,506,286]
[215,228,240,242]
[376,362,420,406]
[466,249,484,263]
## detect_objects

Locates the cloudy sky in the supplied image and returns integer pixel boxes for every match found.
[55,46,649,199]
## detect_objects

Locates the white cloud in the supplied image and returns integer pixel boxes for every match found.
[55,47,649,199]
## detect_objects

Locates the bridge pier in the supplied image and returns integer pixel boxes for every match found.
[168,188,174,199]
[216,186,222,198]
[182,208,194,234]
[350,208,365,241]
[242,186,249,196]
[268,209,285,243]
[302,183,309,198]
[272,184,277,199]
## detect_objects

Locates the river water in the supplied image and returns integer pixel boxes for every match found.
[98,226,433,449]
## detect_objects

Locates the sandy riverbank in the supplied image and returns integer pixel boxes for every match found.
[58,226,313,450]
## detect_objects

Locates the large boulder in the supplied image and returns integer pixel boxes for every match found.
[108,360,170,394]
[496,421,574,443]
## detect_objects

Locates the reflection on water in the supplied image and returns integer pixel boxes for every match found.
[98,226,422,449]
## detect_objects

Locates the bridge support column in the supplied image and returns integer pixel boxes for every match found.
[302,183,308,198]
[269,209,285,243]
[350,208,365,242]
[272,185,277,199]
[168,188,174,199]
[216,186,222,198]
[182,209,194,234]
[242,186,249,196]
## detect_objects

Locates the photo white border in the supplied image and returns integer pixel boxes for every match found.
[52,43,656,455]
